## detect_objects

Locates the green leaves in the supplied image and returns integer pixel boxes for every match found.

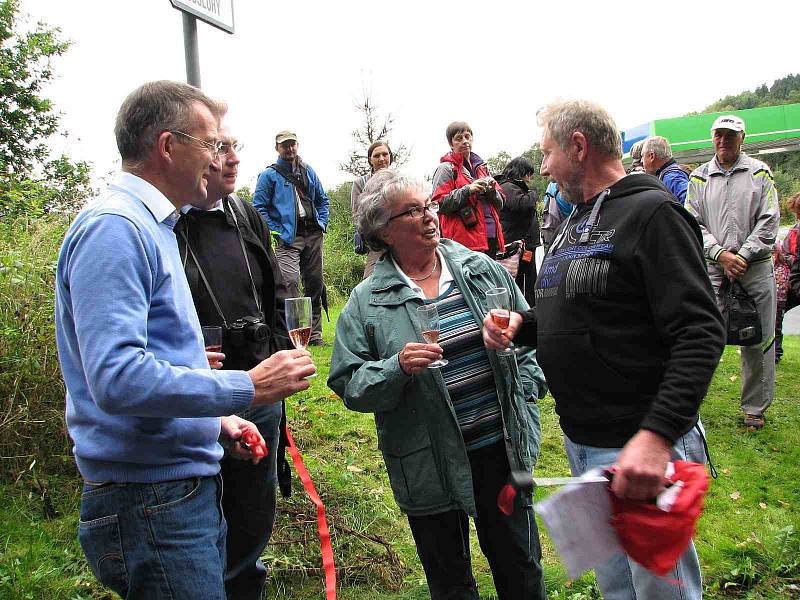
[0,0,92,219]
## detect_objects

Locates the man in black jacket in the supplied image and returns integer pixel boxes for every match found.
[176,124,300,600]
[484,100,724,600]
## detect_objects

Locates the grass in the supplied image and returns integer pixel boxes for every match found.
[2,311,799,599]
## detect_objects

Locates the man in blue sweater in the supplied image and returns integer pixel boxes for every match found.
[55,81,316,600]
[253,130,330,345]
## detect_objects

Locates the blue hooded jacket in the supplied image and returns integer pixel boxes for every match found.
[253,157,330,243]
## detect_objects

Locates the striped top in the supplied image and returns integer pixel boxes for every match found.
[426,282,504,451]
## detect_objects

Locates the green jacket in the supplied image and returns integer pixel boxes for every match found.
[327,240,546,517]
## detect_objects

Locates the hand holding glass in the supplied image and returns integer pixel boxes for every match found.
[202,326,223,352]
[416,305,448,368]
[285,296,317,377]
[485,287,515,355]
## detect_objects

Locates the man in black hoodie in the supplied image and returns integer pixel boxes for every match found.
[484,100,724,599]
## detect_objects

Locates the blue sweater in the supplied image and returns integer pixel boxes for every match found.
[55,173,254,483]
[252,157,330,244]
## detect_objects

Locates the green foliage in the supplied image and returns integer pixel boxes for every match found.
[322,181,364,302]
[0,0,93,219]
[703,73,800,113]
[0,217,72,479]
[486,150,511,175]
[235,185,252,203]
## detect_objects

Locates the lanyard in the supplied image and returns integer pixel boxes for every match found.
[548,188,611,254]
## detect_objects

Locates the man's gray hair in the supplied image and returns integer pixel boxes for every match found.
[114,80,227,164]
[641,136,673,161]
[356,170,426,252]
[537,99,622,159]
[629,140,645,161]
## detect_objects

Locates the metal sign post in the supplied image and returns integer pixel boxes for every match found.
[170,0,235,88]
[182,13,201,87]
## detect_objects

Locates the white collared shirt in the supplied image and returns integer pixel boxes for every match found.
[393,249,454,299]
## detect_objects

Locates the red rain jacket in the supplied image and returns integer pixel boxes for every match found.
[432,152,505,252]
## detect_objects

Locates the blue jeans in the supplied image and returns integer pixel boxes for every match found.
[78,474,227,599]
[563,425,706,600]
[220,402,282,600]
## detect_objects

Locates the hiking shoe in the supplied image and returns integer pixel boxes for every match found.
[744,414,765,430]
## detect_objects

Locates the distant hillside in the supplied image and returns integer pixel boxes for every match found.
[703,73,800,112]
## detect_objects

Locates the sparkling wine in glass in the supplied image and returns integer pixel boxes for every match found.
[202,326,223,353]
[485,287,515,355]
[285,296,317,377]
[416,304,448,368]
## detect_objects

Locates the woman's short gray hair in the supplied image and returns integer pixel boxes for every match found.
[115,80,227,165]
[356,170,426,252]
[537,99,622,159]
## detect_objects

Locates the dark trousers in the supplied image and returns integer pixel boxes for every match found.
[776,303,786,361]
[275,223,324,342]
[220,403,282,600]
[515,251,538,307]
[407,442,546,600]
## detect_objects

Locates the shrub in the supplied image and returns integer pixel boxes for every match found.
[323,181,364,303]
[0,216,73,478]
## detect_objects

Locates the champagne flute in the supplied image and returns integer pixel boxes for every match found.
[485,287,515,355]
[416,304,449,368]
[285,296,317,378]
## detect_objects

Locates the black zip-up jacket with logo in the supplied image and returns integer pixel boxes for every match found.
[517,174,724,447]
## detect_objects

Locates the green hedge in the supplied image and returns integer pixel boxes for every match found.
[0,217,72,477]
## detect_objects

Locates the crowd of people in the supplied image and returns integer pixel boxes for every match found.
[54,80,794,600]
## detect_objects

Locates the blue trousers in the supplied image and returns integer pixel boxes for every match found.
[78,475,227,599]
[563,425,707,600]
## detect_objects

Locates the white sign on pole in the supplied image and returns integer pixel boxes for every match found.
[170,0,234,34]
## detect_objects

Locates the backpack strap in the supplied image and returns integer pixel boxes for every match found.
[270,162,308,194]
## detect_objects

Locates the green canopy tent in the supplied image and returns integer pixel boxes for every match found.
[622,103,800,164]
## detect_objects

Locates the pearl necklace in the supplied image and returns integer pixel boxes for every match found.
[409,255,438,282]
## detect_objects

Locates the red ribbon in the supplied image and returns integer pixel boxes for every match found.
[284,424,337,599]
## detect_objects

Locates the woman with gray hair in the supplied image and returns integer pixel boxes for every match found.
[329,169,548,600]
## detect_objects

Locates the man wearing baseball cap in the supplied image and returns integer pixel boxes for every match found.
[686,115,780,430]
[253,130,330,345]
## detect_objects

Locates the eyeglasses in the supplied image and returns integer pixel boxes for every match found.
[219,141,244,156]
[170,130,224,157]
[388,200,440,221]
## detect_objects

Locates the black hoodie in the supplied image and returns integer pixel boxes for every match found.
[520,174,724,447]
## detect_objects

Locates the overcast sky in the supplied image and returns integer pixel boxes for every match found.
[21,0,800,192]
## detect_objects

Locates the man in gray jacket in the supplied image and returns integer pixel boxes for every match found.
[686,115,780,430]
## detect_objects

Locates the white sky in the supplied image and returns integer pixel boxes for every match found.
[20,0,800,192]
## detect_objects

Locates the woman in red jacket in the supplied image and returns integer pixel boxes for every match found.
[432,122,505,257]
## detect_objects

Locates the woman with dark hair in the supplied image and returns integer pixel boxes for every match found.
[351,140,394,278]
[432,122,506,257]
[496,157,539,304]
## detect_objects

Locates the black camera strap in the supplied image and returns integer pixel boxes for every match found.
[179,197,263,327]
